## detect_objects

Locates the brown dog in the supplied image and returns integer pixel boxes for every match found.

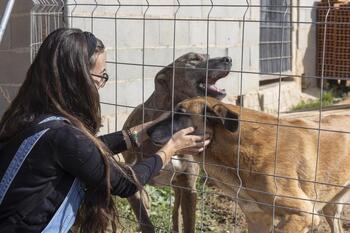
[122,53,232,232]
[148,96,350,233]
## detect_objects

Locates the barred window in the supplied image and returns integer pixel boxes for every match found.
[260,0,292,75]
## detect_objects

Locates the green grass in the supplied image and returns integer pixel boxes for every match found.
[115,186,173,232]
[292,91,335,111]
[115,174,240,232]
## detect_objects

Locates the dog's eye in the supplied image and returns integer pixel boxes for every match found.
[192,57,201,61]
[194,54,207,61]
[176,108,186,113]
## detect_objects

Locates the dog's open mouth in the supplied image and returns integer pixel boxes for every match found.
[199,82,226,96]
[198,71,229,98]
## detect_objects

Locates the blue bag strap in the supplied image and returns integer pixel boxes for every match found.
[41,115,86,232]
[0,129,49,204]
[0,115,84,233]
[37,117,86,232]
[39,116,69,124]
[41,179,85,233]
[0,116,69,205]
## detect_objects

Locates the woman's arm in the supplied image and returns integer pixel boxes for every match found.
[51,124,209,198]
[98,131,131,154]
[98,112,176,154]
[110,154,163,197]
[51,125,153,197]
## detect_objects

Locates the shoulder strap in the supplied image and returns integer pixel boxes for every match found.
[11,118,72,219]
[41,179,85,233]
[0,117,70,151]
[0,117,70,205]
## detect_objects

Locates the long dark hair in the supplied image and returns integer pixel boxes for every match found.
[0,28,135,233]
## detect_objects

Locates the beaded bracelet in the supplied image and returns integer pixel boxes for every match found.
[157,150,167,158]
[126,128,139,148]
[156,150,168,165]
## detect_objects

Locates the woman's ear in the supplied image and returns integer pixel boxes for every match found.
[205,104,239,133]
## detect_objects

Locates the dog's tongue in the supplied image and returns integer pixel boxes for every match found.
[207,84,226,94]
[208,84,225,94]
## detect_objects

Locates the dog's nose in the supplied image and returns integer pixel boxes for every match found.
[222,56,232,63]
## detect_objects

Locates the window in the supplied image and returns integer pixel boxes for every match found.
[260,0,292,75]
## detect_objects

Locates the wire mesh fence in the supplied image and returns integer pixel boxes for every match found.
[29,0,350,232]
[30,0,65,60]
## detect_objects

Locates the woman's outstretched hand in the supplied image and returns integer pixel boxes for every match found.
[125,115,210,166]
[157,127,210,165]
[128,112,171,147]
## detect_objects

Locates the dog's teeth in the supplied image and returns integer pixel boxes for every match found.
[205,84,226,94]
[209,85,218,91]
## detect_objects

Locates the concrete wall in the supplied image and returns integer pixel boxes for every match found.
[0,0,33,117]
[67,0,262,133]
[0,1,317,130]
[294,0,317,89]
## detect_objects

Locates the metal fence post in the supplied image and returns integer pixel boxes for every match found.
[0,0,16,43]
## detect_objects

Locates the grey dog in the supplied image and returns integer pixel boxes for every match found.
[122,52,232,233]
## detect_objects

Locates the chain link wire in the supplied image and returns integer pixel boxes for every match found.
[28,0,350,232]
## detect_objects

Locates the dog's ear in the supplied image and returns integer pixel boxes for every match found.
[154,72,168,91]
[205,104,239,133]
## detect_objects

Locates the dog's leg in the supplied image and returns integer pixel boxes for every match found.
[244,212,272,233]
[174,163,199,233]
[171,184,196,233]
[238,201,273,233]
[323,187,350,233]
[169,162,199,233]
[272,192,320,233]
[274,214,318,233]
[128,191,155,233]
[274,214,312,233]
[172,186,182,233]
[323,202,345,233]
[180,183,197,233]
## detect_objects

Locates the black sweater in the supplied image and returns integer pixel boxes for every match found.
[0,116,162,232]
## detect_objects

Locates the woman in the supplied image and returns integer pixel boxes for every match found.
[0,28,209,233]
